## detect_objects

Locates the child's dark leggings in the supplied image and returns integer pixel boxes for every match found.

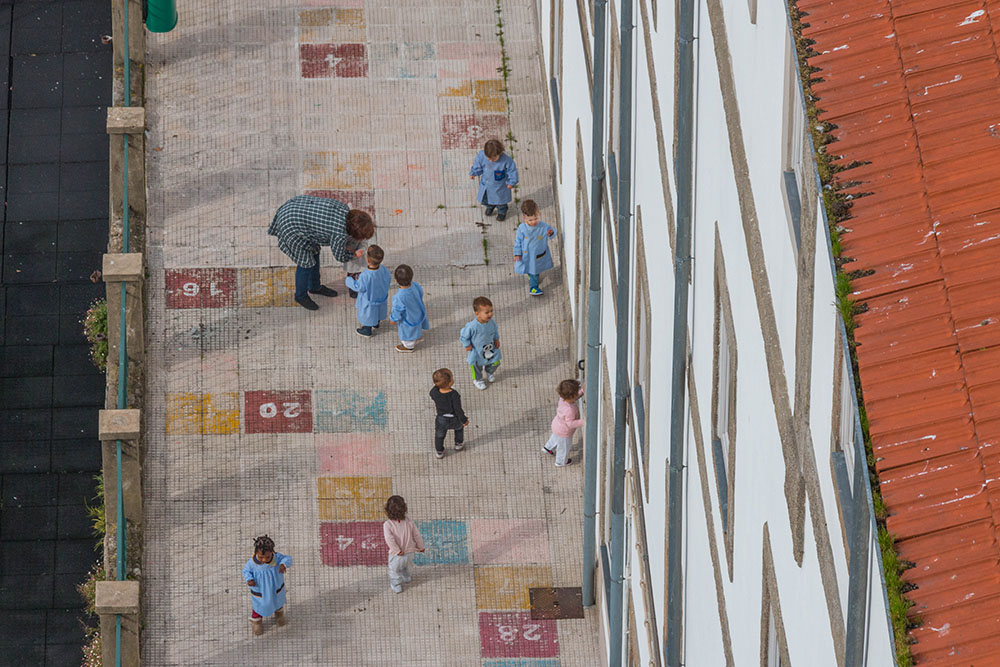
[434,415,465,453]
[481,192,508,216]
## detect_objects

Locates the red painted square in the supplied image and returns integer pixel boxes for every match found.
[244,390,313,433]
[320,521,388,566]
[478,611,558,658]
[300,43,368,79]
[165,268,237,309]
[441,114,510,149]
[304,189,375,222]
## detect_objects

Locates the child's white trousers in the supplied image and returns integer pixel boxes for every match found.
[388,553,413,589]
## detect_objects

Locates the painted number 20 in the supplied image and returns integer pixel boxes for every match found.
[258,402,302,418]
[497,623,542,643]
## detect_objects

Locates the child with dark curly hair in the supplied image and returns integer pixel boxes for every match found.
[543,379,585,467]
[382,495,425,593]
[241,535,293,635]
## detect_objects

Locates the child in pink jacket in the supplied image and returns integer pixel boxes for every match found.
[383,495,425,593]
[543,379,585,467]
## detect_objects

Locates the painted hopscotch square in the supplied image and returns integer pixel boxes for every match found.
[475,566,552,610]
[166,392,240,435]
[441,113,510,149]
[470,519,550,565]
[303,151,373,190]
[314,390,388,433]
[317,475,392,520]
[305,189,375,221]
[298,7,365,43]
[315,433,390,476]
[165,268,237,309]
[413,520,469,565]
[244,390,313,434]
[320,521,387,566]
[479,612,558,659]
[300,43,368,79]
[238,268,296,308]
[482,660,561,667]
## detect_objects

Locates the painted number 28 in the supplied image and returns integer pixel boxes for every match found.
[258,402,302,418]
[181,282,224,297]
[497,623,542,643]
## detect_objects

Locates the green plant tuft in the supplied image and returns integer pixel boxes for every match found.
[82,298,109,371]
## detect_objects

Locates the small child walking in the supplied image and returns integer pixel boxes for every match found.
[513,199,556,296]
[389,264,430,353]
[345,244,391,337]
[383,495,425,593]
[460,296,501,390]
[469,138,519,221]
[430,368,468,459]
[543,379,585,467]
[241,535,293,635]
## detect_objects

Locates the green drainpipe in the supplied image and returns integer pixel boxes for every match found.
[146,0,178,32]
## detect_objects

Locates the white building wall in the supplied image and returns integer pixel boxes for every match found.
[534,0,894,664]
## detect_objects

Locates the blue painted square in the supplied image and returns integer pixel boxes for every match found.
[314,390,387,432]
[415,520,469,565]
[403,41,435,60]
[482,660,561,667]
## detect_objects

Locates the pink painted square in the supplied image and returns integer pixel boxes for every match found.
[165,268,237,309]
[244,390,313,434]
[316,434,389,475]
[441,114,510,150]
[478,611,558,658]
[470,519,550,565]
[320,521,388,567]
[300,43,368,79]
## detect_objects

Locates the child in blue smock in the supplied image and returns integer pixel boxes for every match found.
[460,296,501,390]
[389,264,429,353]
[469,138,519,222]
[513,199,556,296]
[345,244,391,337]
[242,535,293,636]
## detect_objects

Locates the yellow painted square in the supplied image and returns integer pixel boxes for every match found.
[333,8,365,29]
[317,476,392,519]
[203,392,240,434]
[166,392,202,434]
[473,80,506,112]
[318,498,358,520]
[474,565,552,610]
[239,268,276,307]
[440,81,472,98]
[271,267,297,307]
[299,8,332,26]
[303,151,372,190]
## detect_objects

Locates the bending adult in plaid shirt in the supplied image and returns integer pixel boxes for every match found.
[268,195,375,310]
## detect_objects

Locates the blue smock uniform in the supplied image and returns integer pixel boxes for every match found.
[469,152,519,205]
[346,266,391,326]
[460,318,502,366]
[513,221,556,275]
[242,552,293,617]
[390,281,430,341]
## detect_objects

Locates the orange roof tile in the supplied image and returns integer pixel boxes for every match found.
[798,0,1000,661]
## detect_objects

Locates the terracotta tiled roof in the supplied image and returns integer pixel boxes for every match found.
[798,0,1000,662]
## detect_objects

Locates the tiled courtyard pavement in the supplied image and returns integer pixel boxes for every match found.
[142,1,601,665]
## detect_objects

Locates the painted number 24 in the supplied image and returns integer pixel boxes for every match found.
[258,402,302,418]
[181,282,224,297]
[497,623,542,643]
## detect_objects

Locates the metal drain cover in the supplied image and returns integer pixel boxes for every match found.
[528,587,584,619]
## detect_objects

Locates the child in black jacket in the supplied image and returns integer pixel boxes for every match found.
[429,368,468,459]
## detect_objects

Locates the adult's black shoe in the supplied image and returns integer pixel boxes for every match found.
[296,295,320,310]
[310,285,338,297]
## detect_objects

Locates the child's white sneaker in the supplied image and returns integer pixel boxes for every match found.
[391,584,403,593]
[473,379,487,390]
[485,372,496,383]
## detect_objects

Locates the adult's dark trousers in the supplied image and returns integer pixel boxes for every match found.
[295,254,321,300]
[434,415,465,453]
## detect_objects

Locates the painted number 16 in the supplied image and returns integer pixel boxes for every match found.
[258,402,302,418]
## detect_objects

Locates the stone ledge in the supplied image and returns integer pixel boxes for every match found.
[106,106,145,134]
[103,253,144,282]
[96,580,140,615]
[99,409,141,441]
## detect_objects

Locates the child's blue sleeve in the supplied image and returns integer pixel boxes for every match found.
[390,294,404,322]
[513,225,525,256]
[277,552,293,569]
[242,560,254,583]
[469,152,485,177]
[507,156,519,186]
[459,322,472,346]
[345,274,360,291]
